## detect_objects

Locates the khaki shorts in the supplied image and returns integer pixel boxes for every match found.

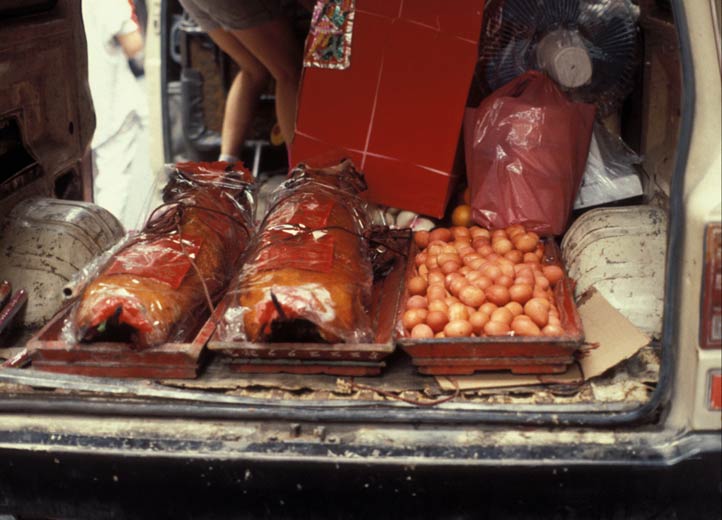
[179,0,285,32]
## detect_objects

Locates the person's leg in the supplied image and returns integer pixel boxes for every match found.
[206,28,270,158]
[230,18,302,146]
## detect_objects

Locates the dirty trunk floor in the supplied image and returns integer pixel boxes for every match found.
[156,345,660,406]
[0,344,660,407]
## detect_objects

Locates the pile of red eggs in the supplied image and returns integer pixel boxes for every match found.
[402,224,567,339]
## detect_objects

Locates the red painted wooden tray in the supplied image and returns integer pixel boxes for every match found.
[226,359,385,377]
[207,231,410,375]
[27,307,214,379]
[397,241,585,376]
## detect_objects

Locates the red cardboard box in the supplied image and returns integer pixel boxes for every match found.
[292,0,483,218]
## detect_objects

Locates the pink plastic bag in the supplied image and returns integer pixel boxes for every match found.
[464,71,596,236]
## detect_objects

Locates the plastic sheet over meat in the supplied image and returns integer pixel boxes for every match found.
[218,161,374,344]
[62,162,255,349]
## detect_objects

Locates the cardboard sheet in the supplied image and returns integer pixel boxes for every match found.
[575,288,651,378]
[437,364,582,392]
[436,289,651,391]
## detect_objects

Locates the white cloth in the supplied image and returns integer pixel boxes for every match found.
[83,0,155,230]
[91,112,157,231]
[83,0,147,147]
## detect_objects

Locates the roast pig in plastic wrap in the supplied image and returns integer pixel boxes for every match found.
[218,161,374,344]
[464,71,596,236]
[63,161,255,349]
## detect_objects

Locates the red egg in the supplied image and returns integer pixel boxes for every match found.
[456,245,475,257]
[449,277,470,297]
[504,301,524,317]
[468,311,490,334]
[462,253,483,266]
[411,323,434,338]
[437,253,460,266]
[542,324,565,336]
[427,244,444,256]
[406,295,428,310]
[505,224,526,238]
[496,274,514,288]
[441,260,461,275]
[523,252,540,264]
[534,275,550,290]
[465,270,483,283]
[425,255,439,270]
[480,302,498,315]
[426,310,450,333]
[427,270,446,286]
[512,315,541,336]
[477,244,494,257]
[426,284,447,301]
[497,259,516,278]
[504,249,523,264]
[485,285,511,306]
[490,307,513,325]
[407,276,428,296]
[470,227,491,240]
[417,264,429,279]
[402,308,428,330]
[414,231,430,249]
[444,320,473,338]
[428,228,452,243]
[445,296,460,306]
[513,233,538,253]
[428,299,449,313]
[483,320,511,336]
[469,259,486,271]
[509,283,533,304]
[482,264,502,281]
[458,285,485,308]
[524,298,550,327]
[445,272,464,289]
[542,265,565,286]
[450,226,471,241]
[492,238,513,255]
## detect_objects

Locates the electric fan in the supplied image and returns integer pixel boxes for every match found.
[477,0,640,116]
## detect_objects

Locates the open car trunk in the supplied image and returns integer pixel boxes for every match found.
[0,0,688,428]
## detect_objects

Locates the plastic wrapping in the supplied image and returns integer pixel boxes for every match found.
[303,0,355,70]
[218,161,374,344]
[62,161,255,349]
[574,123,643,209]
[464,71,596,236]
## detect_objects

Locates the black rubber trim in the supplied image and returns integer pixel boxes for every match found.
[161,0,173,162]
[0,0,697,428]
[646,0,695,422]
[0,395,647,427]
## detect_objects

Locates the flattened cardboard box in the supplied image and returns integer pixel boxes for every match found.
[292,0,483,218]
